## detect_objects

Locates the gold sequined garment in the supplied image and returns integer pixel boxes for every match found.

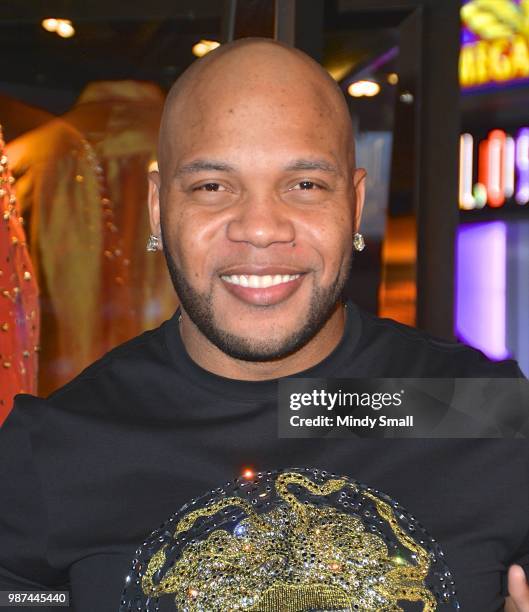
[6,81,178,395]
[119,468,459,612]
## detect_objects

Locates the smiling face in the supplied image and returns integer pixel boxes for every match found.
[149,39,365,364]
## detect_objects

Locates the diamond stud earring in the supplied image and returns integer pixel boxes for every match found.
[146,234,160,252]
[353,232,365,252]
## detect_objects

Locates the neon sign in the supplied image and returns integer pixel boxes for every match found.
[460,0,529,89]
[456,221,509,360]
[459,128,529,209]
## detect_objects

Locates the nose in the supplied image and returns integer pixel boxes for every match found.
[226,193,296,248]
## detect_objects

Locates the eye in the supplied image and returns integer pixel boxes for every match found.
[194,182,226,192]
[290,180,322,191]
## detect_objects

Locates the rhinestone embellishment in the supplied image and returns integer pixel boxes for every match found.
[119,467,459,611]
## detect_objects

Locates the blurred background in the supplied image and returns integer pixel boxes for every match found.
[0,0,527,422]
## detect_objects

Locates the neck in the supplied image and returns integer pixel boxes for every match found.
[179,303,347,381]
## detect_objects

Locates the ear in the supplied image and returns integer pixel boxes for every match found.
[352,167,367,233]
[147,168,163,249]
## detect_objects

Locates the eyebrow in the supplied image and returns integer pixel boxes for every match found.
[174,159,237,177]
[173,157,339,178]
[284,158,339,174]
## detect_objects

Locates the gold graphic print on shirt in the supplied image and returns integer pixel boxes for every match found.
[139,471,439,611]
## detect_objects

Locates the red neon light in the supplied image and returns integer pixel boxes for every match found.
[478,139,489,203]
[487,129,506,207]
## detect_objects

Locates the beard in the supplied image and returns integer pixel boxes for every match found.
[161,230,352,362]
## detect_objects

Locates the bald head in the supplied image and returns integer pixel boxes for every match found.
[157,37,355,181]
[148,37,366,374]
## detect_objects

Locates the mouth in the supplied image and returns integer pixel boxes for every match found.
[221,273,301,288]
[218,267,308,306]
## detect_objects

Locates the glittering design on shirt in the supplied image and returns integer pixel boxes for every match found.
[119,468,460,612]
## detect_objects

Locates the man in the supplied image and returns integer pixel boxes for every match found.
[1,38,528,611]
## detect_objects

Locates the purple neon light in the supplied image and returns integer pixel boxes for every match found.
[516,127,529,204]
[455,222,509,359]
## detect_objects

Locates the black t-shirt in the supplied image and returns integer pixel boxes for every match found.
[0,302,527,612]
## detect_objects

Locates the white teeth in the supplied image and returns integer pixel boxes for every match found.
[221,273,301,288]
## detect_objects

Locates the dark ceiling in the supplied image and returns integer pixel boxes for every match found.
[0,0,223,114]
[0,0,401,129]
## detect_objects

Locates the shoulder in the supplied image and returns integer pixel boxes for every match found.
[7,315,177,427]
[2,318,175,461]
[353,306,524,378]
[46,315,177,406]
